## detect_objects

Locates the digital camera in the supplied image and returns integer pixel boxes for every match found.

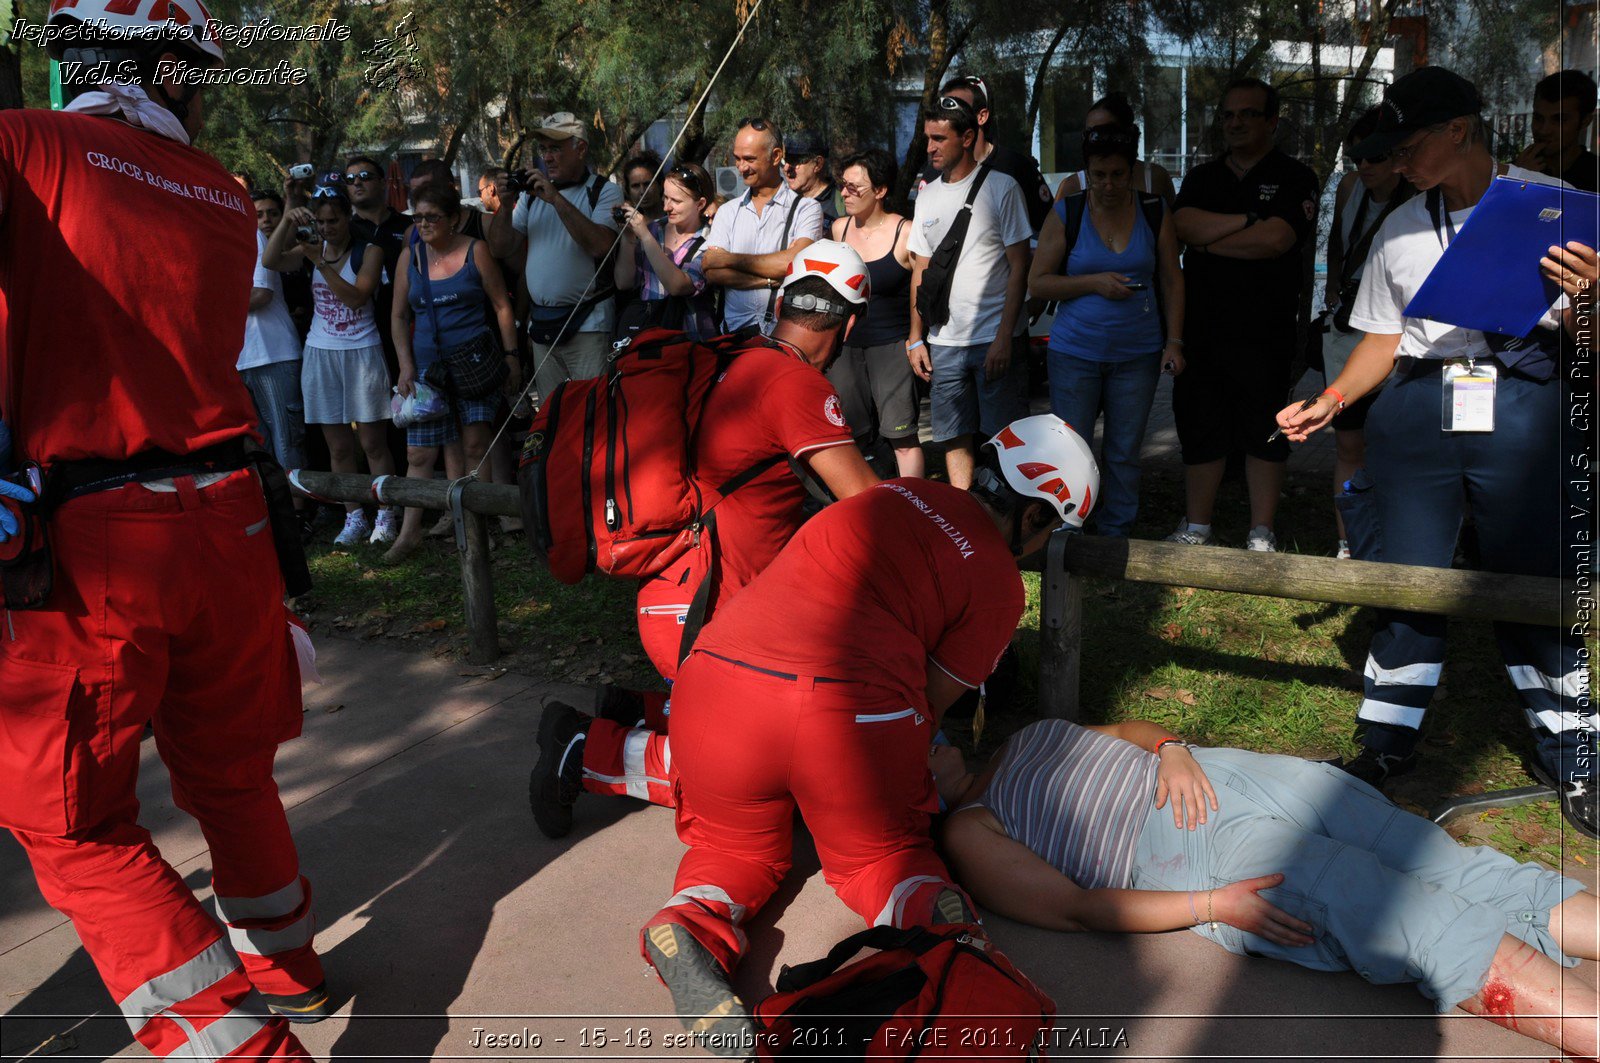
[288,163,314,180]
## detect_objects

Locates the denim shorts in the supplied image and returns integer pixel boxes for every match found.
[928,342,1024,443]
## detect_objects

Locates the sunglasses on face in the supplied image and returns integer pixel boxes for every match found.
[1221,108,1267,121]
[1355,151,1391,165]
[342,170,381,183]
[413,212,450,225]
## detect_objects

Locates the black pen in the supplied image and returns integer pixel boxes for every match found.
[1267,396,1318,443]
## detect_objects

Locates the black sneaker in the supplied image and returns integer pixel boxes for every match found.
[643,923,754,1059]
[595,685,648,727]
[261,981,332,1024]
[1342,746,1418,789]
[529,702,587,839]
[1528,760,1599,840]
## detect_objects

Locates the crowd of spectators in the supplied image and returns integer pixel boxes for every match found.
[234,66,1598,565]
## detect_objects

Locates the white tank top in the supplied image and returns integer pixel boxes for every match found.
[306,245,379,350]
[1336,181,1390,285]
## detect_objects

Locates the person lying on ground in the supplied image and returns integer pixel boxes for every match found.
[932,718,1599,1060]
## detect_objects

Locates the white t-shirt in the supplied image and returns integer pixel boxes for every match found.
[237,230,303,370]
[1347,166,1565,361]
[513,172,623,334]
[909,164,1033,346]
[306,245,380,350]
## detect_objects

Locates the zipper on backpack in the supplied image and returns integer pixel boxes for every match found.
[581,389,598,570]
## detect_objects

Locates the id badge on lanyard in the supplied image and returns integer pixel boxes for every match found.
[1441,361,1496,432]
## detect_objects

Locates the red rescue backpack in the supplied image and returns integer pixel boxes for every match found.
[517,327,783,585]
[753,924,1056,1060]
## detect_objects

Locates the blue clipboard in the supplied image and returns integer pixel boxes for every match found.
[1403,175,1600,337]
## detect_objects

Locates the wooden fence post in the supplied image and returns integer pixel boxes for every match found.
[1037,529,1082,721]
[447,478,499,665]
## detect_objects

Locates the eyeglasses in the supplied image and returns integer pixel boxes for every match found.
[840,181,873,197]
[1392,128,1439,163]
[413,212,450,225]
[536,140,572,156]
[937,95,976,117]
[1221,108,1268,121]
[342,170,381,183]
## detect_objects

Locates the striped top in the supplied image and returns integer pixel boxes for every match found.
[967,720,1158,890]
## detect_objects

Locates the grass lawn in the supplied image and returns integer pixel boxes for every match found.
[296,461,1596,872]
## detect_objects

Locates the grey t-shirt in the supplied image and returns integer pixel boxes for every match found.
[512,171,623,335]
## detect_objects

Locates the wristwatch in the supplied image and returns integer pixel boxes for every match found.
[1243,211,1259,229]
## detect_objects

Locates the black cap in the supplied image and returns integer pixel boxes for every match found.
[784,129,828,159]
[1352,66,1483,158]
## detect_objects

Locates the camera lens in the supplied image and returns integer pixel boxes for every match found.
[612,207,629,225]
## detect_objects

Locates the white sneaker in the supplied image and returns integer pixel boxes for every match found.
[1246,525,1278,552]
[426,512,454,539]
[1336,539,1351,560]
[334,510,372,546]
[1163,521,1216,547]
[370,506,401,545]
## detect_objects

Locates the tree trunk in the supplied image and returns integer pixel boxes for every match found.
[0,45,23,110]
[1024,24,1077,141]
[893,0,972,205]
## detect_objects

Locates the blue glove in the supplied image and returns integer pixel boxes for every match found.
[0,417,34,543]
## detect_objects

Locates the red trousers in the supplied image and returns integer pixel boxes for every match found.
[640,652,960,973]
[1,471,318,1060]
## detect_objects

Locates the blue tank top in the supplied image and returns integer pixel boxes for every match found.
[408,238,489,365]
[1047,200,1162,363]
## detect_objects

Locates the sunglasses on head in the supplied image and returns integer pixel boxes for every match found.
[737,116,770,131]
[668,165,704,198]
[311,185,347,200]
[951,74,989,108]
[342,169,381,183]
[1084,127,1137,145]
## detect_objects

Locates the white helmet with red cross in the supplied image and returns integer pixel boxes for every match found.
[46,0,225,65]
[780,240,871,311]
[985,414,1098,529]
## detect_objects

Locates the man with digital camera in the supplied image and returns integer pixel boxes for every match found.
[486,111,623,401]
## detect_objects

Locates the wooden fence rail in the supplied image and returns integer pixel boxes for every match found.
[292,473,1579,711]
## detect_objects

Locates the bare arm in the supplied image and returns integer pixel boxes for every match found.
[1173,206,1249,246]
[1156,210,1185,355]
[476,239,520,354]
[1150,163,1177,210]
[1278,331,1404,440]
[636,228,698,297]
[318,243,383,308]
[706,238,817,280]
[1203,216,1297,259]
[248,287,274,311]
[906,253,931,381]
[1052,173,1082,204]
[485,192,526,260]
[1027,211,1117,302]
[803,443,879,501]
[262,209,310,271]
[548,189,619,261]
[391,247,416,391]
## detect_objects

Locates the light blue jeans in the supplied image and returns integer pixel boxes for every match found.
[1130,748,1582,1012]
[240,359,306,471]
[1046,350,1160,537]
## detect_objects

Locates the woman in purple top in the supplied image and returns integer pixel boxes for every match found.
[614,163,716,340]
[932,719,1598,1057]
[1029,127,1185,537]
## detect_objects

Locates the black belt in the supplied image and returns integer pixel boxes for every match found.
[45,437,254,509]
[700,650,848,684]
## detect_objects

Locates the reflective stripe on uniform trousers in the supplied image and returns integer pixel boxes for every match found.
[582,728,671,799]
[1357,653,1441,730]
[873,874,946,927]
[118,938,271,1060]
[664,884,749,952]
[215,878,314,958]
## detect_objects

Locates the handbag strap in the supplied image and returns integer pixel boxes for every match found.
[410,229,443,351]
[775,924,952,993]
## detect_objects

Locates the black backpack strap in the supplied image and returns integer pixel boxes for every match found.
[763,192,805,326]
[586,171,605,212]
[775,925,952,993]
[1061,190,1088,255]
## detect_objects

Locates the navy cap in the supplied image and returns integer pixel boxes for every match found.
[784,129,828,159]
[1352,66,1483,158]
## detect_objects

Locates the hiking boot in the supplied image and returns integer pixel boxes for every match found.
[529,702,587,839]
[596,685,648,727]
[261,982,332,1024]
[931,886,978,927]
[369,506,401,545]
[1528,759,1599,840]
[1163,521,1216,547]
[333,510,372,547]
[1245,525,1278,553]
[1342,746,1418,790]
[643,923,754,1059]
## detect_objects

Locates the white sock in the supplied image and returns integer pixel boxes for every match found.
[1185,522,1212,536]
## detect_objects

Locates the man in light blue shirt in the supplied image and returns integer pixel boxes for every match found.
[487,111,623,399]
[704,116,825,333]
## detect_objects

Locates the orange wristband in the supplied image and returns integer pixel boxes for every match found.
[1322,387,1346,410]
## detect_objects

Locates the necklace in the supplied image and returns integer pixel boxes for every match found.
[770,337,808,363]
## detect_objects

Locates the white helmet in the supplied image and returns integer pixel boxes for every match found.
[984,415,1099,529]
[47,0,225,66]
[780,240,871,314]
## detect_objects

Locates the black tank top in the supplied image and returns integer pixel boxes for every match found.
[850,218,911,346]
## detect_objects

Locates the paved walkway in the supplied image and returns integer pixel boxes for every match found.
[3,638,1591,1061]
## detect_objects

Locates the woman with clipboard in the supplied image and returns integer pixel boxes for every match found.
[1275,67,1595,841]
